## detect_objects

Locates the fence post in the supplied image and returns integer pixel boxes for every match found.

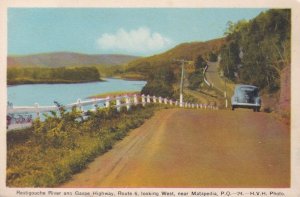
[77,99,83,112]
[125,95,130,111]
[175,101,178,106]
[141,94,146,106]
[116,97,121,112]
[133,94,138,105]
[147,95,151,103]
[159,97,162,104]
[153,96,157,103]
[106,96,110,108]
[192,104,194,108]
[34,103,40,118]
[169,100,173,106]
[164,98,168,105]
[92,98,97,110]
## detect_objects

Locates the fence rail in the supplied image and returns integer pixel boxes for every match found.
[7,94,218,131]
[203,65,211,87]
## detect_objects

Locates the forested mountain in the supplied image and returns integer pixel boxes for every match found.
[7,67,101,85]
[121,38,225,97]
[124,9,290,100]
[219,9,291,93]
[8,52,139,68]
[7,52,139,83]
[125,38,225,74]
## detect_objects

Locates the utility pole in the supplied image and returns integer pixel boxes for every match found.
[219,55,228,108]
[225,47,231,109]
[224,77,228,108]
[174,59,189,107]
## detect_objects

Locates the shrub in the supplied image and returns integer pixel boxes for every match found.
[7,104,158,187]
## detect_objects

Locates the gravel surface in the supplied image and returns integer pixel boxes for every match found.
[61,108,290,188]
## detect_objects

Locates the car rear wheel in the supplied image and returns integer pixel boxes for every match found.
[253,107,260,112]
[232,106,235,111]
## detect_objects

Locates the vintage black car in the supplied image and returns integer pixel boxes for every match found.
[231,85,261,112]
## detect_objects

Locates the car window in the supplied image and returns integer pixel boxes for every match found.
[238,87,258,97]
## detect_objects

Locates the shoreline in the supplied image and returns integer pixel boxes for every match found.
[88,90,141,99]
[7,79,106,87]
[106,75,146,81]
[7,76,147,87]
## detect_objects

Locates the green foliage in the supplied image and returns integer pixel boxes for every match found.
[208,52,218,62]
[122,38,225,99]
[141,80,174,98]
[7,127,33,145]
[7,104,157,187]
[220,41,240,80]
[7,66,101,85]
[33,105,83,150]
[125,38,225,75]
[219,9,290,93]
[194,55,207,70]
[188,70,204,90]
[141,66,176,98]
[188,55,206,90]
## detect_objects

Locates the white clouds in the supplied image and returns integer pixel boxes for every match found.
[97,27,172,55]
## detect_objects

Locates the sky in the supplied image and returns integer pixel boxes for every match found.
[8,8,266,56]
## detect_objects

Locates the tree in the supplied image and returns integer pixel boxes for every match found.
[141,80,174,98]
[208,52,218,62]
[194,55,206,71]
[219,41,240,81]
[219,9,290,93]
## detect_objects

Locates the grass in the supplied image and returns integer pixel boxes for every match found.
[117,72,146,80]
[7,104,160,187]
[88,90,140,99]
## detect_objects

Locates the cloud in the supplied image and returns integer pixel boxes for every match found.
[97,27,172,55]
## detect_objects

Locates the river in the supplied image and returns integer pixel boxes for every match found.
[7,78,146,106]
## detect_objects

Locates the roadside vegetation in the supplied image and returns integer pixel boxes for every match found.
[141,67,176,98]
[7,104,159,187]
[188,55,207,90]
[7,66,101,85]
[219,9,290,93]
[88,91,140,99]
[115,38,225,100]
[118,9,290,112]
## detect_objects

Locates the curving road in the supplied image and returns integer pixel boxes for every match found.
[205,61,235,97]
[61,108,290,188]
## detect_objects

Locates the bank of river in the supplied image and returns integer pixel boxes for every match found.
[7,78,146,106]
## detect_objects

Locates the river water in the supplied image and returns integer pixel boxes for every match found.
[7,78,146,106]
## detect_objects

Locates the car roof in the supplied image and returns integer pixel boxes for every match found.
[235,84,258,89]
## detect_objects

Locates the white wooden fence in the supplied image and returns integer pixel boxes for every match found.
[203,64,211,87]
[7,94,218,131]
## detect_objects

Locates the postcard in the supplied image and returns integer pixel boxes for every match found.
[1,0,299,196]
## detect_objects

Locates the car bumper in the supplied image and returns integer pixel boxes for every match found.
[232,102,261,108]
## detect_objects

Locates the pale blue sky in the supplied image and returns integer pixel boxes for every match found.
[8,8,266,56]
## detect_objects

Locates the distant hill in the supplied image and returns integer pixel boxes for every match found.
[125,38,225,74]
[7,52,140,68]
[117,38,226,98]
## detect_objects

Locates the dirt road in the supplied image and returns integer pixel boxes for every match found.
[61,109,290,188]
